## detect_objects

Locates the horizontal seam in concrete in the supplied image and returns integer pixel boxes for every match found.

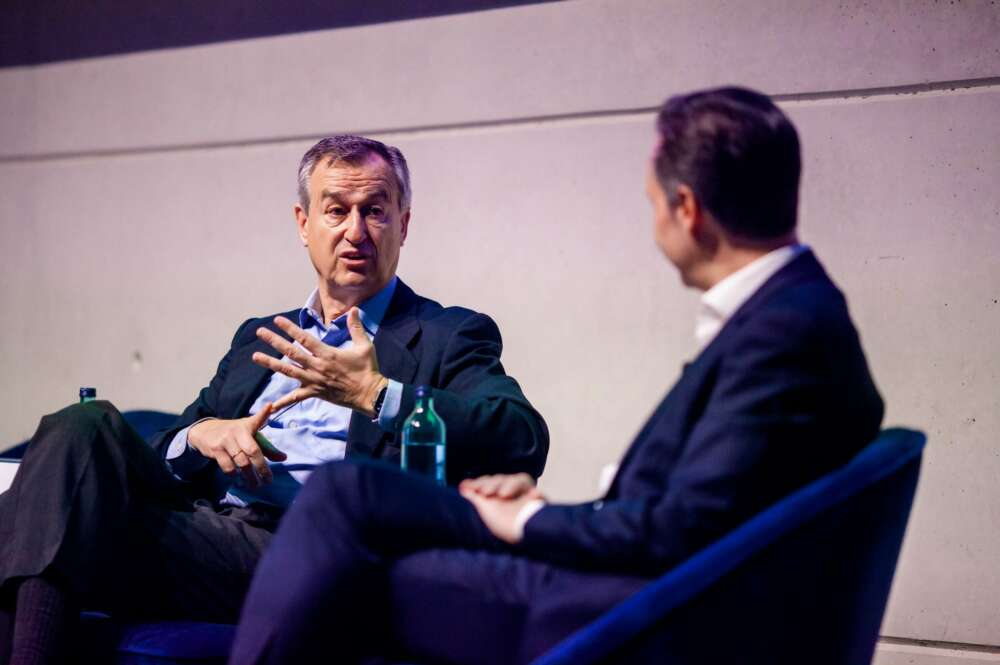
[2,76,999,165]
[880,635,1000,655]
[773,76,1000,104]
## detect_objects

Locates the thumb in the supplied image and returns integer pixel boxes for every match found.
[247,404,287,461]
[347,307,369,346]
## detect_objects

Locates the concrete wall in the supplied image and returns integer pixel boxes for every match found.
[1,0,998,660]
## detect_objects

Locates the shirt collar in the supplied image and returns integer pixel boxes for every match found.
[298,276,398,336]
[695,244,808,349]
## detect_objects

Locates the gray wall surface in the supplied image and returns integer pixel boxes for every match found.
[1,0,998,660]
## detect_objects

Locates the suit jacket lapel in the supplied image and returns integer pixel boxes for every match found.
[224,312,297,418]
[607,250,826,497]
[724,249,825,331]
[606,350,716,498]
[347,280,421,458]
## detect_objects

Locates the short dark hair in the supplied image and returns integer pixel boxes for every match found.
[654,87,800,240]
[297,135,411,213]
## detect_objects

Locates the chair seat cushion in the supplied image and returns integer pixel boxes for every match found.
[80,612,235,660]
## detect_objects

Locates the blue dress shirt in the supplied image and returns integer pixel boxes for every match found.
[166,278,404,508]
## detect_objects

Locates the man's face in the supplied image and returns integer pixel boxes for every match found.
[296,155,410,303]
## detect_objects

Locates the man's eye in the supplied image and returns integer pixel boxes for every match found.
[327,207,345,216]
[367,207,384,218]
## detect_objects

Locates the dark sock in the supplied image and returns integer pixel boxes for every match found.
[10,576,74,665]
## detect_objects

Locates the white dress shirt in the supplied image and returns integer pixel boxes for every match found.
[511,244,808,540]
[694,243,807,351]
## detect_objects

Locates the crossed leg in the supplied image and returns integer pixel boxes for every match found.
[230,460,649,665]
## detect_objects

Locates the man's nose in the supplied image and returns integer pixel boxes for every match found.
[345,208,369,243]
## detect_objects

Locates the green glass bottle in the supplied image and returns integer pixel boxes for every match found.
[401,385,446,486]
[79,387,97,403]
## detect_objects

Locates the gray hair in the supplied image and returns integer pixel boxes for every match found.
[297,135,411,213]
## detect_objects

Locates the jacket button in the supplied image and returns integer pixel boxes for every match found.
[593,500,604,511]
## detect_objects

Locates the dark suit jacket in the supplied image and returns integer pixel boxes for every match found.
[149,280,549,497]
[521,250,884,575]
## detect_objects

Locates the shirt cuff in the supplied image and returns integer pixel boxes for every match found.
[513,499,547,542]
[164,421,213,478]
[376,379,404,432]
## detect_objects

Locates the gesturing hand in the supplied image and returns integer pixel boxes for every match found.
[252,308,387,416]
[188,404,287,489]
[459,473,546,544]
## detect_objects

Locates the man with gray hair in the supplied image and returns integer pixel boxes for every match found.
[0,135,549,663]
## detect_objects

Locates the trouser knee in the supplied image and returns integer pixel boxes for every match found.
[41,399,121,432]
[30,400,132,464]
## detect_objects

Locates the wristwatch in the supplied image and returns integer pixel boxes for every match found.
[371,382,389,420]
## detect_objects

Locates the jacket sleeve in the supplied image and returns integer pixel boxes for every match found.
[519,305,874,575]
[146,318,258,498]
[394,312,550,482]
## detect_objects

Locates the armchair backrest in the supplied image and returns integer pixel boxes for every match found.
[534,428,926,665]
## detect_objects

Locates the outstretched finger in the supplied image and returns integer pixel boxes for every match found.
[256,328,314,366]
[347,307,370,346]
[252,352,312,382]
[271,387,311,412]
[273,316,326,355]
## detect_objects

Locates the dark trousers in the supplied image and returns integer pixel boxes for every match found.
[0,401,274,623]
[230,460,650,665]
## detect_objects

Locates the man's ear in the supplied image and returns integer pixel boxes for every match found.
[673,184,702,238]
[674,184,720,256]
[294,203,309,246]
[399,209,411,246]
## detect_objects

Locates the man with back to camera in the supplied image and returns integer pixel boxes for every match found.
[0,136,549,664]
[229,87,885,664]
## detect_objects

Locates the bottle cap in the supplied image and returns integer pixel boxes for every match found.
[79,387,97,399]
[415,385,431,398]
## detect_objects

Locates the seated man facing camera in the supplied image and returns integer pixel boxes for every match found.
[230,87,884,665]
[0,136,549,664]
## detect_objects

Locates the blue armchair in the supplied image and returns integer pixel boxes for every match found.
[532,427,925,665]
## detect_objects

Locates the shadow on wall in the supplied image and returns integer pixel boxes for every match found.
[0,0,561,67]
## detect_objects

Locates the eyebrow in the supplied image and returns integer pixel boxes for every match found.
[320,189,391,204]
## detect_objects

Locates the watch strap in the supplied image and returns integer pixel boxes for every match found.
[371,382,389,420]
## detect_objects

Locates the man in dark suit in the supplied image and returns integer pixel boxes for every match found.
[229,87,884,665]
[0,136,548,664]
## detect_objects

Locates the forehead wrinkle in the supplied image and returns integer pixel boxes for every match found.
[313,163,397,206]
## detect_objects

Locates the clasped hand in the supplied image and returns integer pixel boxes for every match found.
[459,473,546,544]
[251,308,386,416]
